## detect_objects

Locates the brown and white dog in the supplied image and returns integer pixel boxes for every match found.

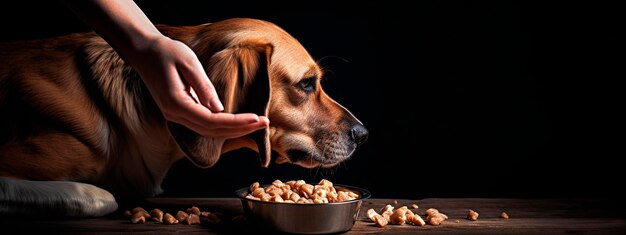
[0,18,367,217]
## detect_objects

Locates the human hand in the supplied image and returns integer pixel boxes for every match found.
[128,35,269,139]
[63,0,267,138]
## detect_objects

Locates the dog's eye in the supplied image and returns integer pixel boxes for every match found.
[298,77,316,92]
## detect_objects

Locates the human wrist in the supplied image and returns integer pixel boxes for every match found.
[121,33,168,68]
[124,27,164,52]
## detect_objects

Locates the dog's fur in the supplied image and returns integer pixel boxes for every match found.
[0,18,367,217]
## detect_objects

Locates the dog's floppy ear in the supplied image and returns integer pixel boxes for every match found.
[169,42,273,168]
[214,42,273,167]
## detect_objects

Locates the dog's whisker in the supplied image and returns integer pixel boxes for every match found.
[313,163,322,179]
[341,161,349,171]
[317,55,350,64]
[314,138,324,150]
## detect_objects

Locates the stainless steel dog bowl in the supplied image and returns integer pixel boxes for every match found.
[235,184,371,234]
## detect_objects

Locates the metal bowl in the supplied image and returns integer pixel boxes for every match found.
[235,184,371,234]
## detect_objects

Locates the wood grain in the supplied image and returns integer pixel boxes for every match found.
[1,198,624,234]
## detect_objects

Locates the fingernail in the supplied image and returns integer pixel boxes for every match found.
[260,116,270,125]
[215,100,224,112]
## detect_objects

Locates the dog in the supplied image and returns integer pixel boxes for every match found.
[0,18,368,217]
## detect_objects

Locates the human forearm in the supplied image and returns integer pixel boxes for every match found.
[63,0,161,62]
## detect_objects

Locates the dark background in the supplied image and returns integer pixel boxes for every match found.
[1,1,621,199]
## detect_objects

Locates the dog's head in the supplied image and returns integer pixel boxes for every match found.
[167,18,368,169]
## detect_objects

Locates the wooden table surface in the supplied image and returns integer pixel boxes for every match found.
[2,198,625,234]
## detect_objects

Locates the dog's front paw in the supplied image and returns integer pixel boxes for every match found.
[0,177,118,217]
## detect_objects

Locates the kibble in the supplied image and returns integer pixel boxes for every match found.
[425,208,439,216]
[366,208,379,221]
[130,212,146,224]
[245,179,359,203]
[186,214,201,225]
[424,208,448,226]
[125,207,224,226]
[467,209,479,221]
[176,210,189,222]
[427,215,446,226]
[368,204,428,227]
[201,211,222,224]
[131,207,151,219]
[250,182,260,192]
[131,207,147,214]
[150,209,164,222]
[407,214,426,226]
[390,206,408,225]
[380,205,394,214]
[187,206,201,215]
[373,215,388,227]
[164,213,178,225]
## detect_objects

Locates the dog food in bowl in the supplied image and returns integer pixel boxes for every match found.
[244,179,359,204]
[236,179,370,234]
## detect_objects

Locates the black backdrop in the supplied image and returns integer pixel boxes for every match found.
[1,1,621,199]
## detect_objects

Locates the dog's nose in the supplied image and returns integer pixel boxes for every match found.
[350,124,369,146]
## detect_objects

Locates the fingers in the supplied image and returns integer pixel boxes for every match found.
[177,47,224,112]
[181,101,266,127]
[208,119,269,139]
[188,87,200,104]
[168,101,269,138]
[175,112,269,139]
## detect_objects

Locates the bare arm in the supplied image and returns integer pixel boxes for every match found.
[64,0,269,138]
